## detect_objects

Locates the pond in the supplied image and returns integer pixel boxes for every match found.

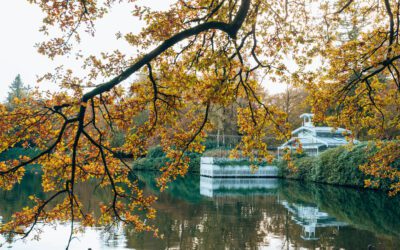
[1,172,400,249]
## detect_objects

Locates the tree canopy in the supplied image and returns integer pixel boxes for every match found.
[0,0,400,248]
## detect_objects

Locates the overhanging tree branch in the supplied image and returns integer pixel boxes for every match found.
[81,0,251,103]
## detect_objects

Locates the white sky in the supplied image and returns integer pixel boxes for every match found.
[0,0,287,102]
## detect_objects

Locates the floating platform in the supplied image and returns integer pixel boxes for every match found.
[200,157,279,178]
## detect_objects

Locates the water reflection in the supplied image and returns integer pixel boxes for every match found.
[1,173,400,249]
[280,201,347,241]
[0,223,128,250]
[199,177,278,197]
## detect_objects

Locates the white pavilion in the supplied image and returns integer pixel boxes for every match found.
[278,113,356,156]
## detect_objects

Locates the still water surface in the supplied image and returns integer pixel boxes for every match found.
[1,172,400,249]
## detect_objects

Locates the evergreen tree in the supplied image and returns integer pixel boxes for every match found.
[6,74,30,108]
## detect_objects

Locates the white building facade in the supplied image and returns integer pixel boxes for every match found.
[278,113,356,157]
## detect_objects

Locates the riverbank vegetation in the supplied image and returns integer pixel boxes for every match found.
[133,141,397,193]
[277,142,399,191]
[132,146,202,172]
[132,145,269,173]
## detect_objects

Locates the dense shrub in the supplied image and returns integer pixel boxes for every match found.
[186,152,201,172]
[314,144,370,186]
[277,157,317,181]
[147,146,165,158]
[203,140,219,150]
[277,142,386,188]
[132,146,201,172]
[133,157,168,171]
[293,157,318,181]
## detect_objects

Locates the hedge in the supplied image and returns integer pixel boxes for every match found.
[132,146,201,172]
[277,142,392,188]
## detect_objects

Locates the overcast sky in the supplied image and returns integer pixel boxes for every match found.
[0,0,286,102]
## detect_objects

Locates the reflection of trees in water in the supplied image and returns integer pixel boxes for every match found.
[279,180,400,237]
[0,174,129,248]
[127,173,400,249]
[97,222,127,248]
[0,174,43,221]
[1,173,400,249]
[124,194,279,249]
[277,180,400,249]
[0,174,113,222]
[196,197,270,249]
[128,173,279,249]
[126,174,302,249]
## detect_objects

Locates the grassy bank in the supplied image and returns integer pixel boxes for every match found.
[276,142,397,189]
